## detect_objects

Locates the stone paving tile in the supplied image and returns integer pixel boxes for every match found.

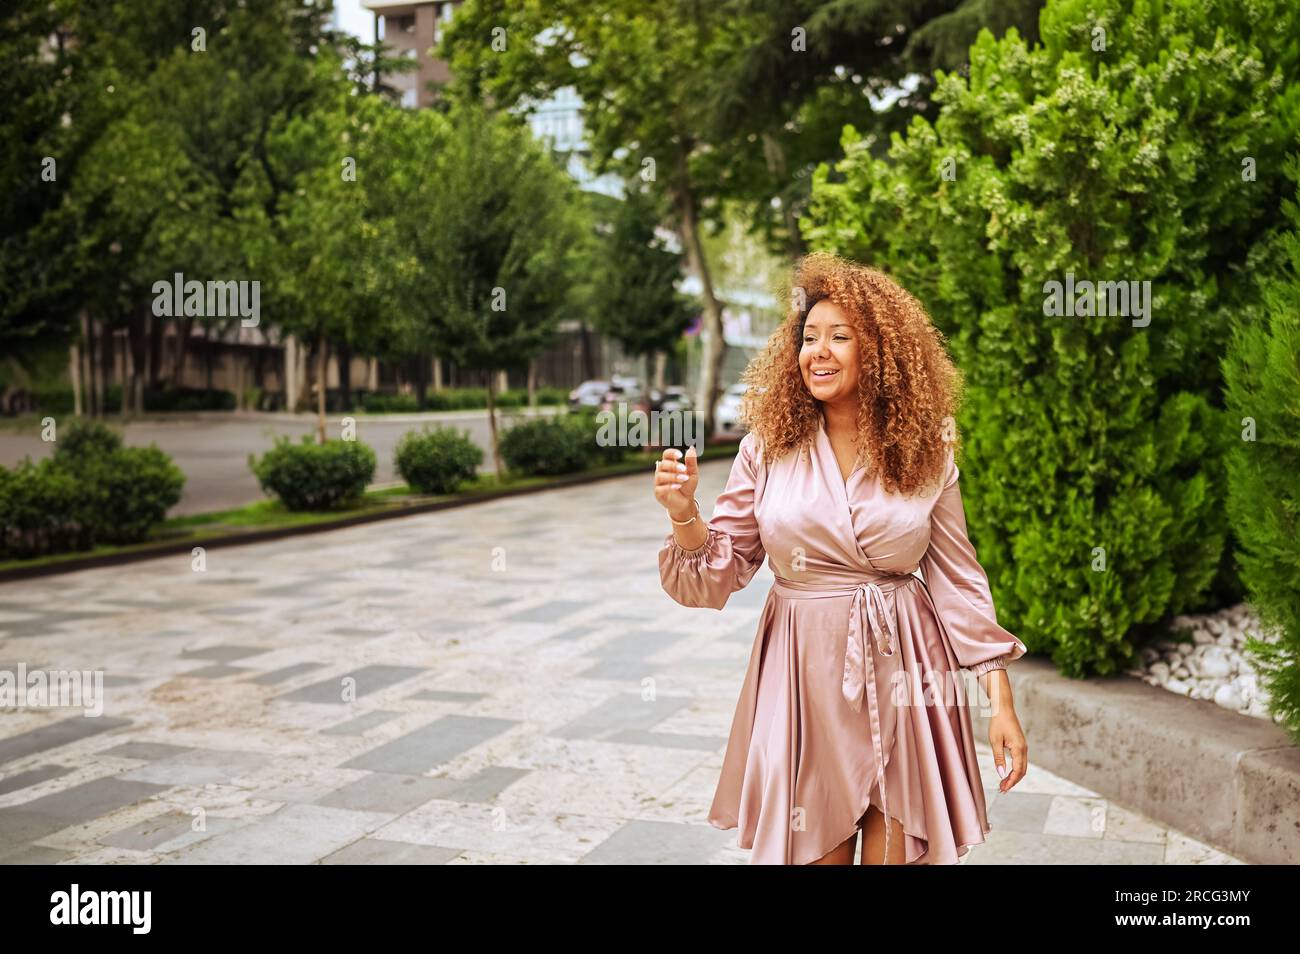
[339,716,518,775]
[320,711,403,735]
[0,777,171,859]
[274,665,427,704]
[319,838,461,865]
[0,764,75,797]
[0,461,1252,864]
[158,803,394,864]
[0,717,133,768]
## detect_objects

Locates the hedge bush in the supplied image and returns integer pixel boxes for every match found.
[802,0,1300,676]
[362,387,568,413]
[26,386,236,415]
[564,408,630,466]
[394,425,484,495]
[248,435,377,511]
[0,418,185,559]
[0,459,93,559]
[1223,153,1300,742]
[56,417,123,459]
[500,416,591,476]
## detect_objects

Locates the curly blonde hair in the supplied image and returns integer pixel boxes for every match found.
[738,251,965,497]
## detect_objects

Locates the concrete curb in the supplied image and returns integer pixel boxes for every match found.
[973,657,1299,864]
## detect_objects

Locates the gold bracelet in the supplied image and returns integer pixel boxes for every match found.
[670,497,701,526]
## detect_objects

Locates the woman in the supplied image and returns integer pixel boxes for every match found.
[652,251,1029,866]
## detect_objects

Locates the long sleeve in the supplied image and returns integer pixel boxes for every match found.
[658,431,766,610]
[919,448,1027,675]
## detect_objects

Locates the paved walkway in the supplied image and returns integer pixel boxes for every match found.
[0,458,1243,864]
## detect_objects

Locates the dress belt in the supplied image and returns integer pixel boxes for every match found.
[771,571,919,865]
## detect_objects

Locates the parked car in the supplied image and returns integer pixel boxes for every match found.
[714,381,750,436]
[569,379,611,409]
[598,383,653,416]
[658,386,693,414]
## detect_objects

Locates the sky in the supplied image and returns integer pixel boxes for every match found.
[332,0,374,43]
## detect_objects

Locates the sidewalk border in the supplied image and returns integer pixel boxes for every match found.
[974,657,1299,864]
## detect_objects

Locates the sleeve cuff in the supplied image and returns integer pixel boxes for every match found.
[662,525,719,561]
[968,655,1009,676]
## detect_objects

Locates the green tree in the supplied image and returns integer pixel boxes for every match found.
[803,0,1300,676]
[1222,149,1300,742]
[588,180,698,384]
[442,0,738,440]
[385,101,586,478]
[697,0,1045,260]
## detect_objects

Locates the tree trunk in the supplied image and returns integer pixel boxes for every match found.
[148,306,163,387]
[171,316,195,387]
[69,340,82,417]
[762,132,804,261]
[484,367,503,480]
[119,329,132,419]
[316,333,328,443]
[94,318,107,417]
[672,165,726,443]
[527,358,537,410]
[412,354,428,410]
[337,341,353,410]
[202,326,214,392]
[578,320,595,380]
[653,350,667,391]
[131,306,148,414]
[284,334,298,413]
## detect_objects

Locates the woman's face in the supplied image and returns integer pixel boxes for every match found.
[799,299,859,406]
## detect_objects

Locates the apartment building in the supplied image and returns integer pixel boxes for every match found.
[362,1,460,109]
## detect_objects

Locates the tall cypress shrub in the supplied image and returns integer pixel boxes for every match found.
[1222,151,1300,740]
[803,0,1300,675]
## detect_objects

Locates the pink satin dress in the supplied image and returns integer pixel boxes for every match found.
[659,416,1027,865]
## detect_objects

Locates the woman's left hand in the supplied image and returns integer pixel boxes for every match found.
[989,708,1028,793]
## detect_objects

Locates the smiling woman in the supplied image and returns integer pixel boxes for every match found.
[650,250,1029,867]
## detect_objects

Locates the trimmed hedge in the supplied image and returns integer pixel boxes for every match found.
[362,387,568,413]
[0,418,185,559]
[28,385,236,415]
[498,410,633,477]
[248,435,377,511]
[395,425,484,495]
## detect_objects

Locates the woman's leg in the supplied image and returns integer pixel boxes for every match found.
[808,829,858,865]
[859,805,906,865]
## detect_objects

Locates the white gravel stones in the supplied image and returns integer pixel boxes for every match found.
[1126,603,1286,724]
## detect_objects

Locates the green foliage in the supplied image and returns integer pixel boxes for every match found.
[394,426,484,495]
[248,435,377,511]
[62,445,186,545]
[500,417,592,477]
[0,459,93,559]
[803,0,1300,676]
[361,388,567,413]
[564,408,630,466]
[1222,152,1300,742]
[587,179,698,358]
[0,421,185,558]
[55,418,123,459]
[27,386,236,415]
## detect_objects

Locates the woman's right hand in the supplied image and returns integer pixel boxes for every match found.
[653,445,699,520]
